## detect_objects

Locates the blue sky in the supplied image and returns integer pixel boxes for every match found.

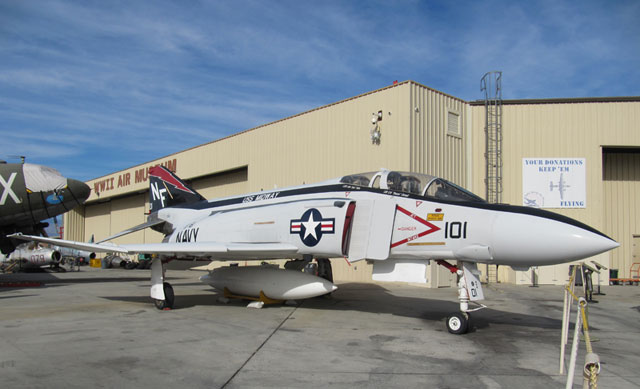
[1,0,639,181]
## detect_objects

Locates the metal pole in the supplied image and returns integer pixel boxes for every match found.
[566,307,582,389]
[560,286,569,374]
[530,267,538,287]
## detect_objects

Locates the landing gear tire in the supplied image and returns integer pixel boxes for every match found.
[446,312,469,334]
[315,258,334,297]
[316,258,333,283]
[154,282,174,310]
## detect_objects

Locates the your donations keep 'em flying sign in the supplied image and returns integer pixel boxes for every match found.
[522,158,586,209]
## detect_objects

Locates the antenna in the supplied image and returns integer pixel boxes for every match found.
[8,155,26,163]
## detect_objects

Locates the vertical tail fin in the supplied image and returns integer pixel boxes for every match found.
[149,166,205,212]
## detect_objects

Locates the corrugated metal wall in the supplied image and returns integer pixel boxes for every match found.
[82,202,111,243]
[603,151,640,279]
[471,101,640,283]
[63,207,85,241]
[191,168,248,199]
[409,83,467,185]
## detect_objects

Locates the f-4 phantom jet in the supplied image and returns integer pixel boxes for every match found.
[11,167,618,334]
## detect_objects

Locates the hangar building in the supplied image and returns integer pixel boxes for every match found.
[64,80,640,287]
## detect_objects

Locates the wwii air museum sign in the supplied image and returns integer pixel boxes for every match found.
[522,158,586,208]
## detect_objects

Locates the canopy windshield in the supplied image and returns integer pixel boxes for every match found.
[423,178,485,202]
[340,170,484,202]
[23,163,67,192]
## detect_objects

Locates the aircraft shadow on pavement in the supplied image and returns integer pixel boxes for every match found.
[0,275,153,285]
[102,281,564,332]
[101,293,222,308]
[0,272,187,294]
[0,293,39,300]
[300,282,564,332]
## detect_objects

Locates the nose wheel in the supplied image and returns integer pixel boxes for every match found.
[436,260,486,335]
[446,312,470,334]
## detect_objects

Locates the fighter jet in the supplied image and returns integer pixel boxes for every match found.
[0,160,91,254]
[0,242,62,270]
[10,167,618,334]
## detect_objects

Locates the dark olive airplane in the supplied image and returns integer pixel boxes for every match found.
[0,160,90,254]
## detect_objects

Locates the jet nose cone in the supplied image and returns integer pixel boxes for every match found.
[67,179,91,203]
[491,211,619,266]
[564,231,619,260]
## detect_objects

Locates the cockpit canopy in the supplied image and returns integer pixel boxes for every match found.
[23,163,67,192]
[340,170,484,202]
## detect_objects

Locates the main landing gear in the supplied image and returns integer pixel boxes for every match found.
[285,257,334,297]
[154,282,174,310]
[285,257,334,284]
[437,260,486,335]
[151,258,174,310]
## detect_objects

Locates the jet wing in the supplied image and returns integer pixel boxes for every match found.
[9,233,129,253]
[8,233,299,260]
[122,242,299,259]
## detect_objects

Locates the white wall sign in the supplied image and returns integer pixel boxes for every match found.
[522,158,586,208]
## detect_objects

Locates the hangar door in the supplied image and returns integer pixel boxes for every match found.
[603,148,640,279]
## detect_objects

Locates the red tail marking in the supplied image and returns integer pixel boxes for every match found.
[149,166,194,194]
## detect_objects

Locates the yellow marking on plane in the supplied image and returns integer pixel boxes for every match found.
[407,242,446,246]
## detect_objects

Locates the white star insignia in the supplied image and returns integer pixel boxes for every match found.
[302,213,320,240]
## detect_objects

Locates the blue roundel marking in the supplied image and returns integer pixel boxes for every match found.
[290,208,335,247]
[46,194,63,205]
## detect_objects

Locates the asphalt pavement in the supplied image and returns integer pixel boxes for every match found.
[1,267,638,388]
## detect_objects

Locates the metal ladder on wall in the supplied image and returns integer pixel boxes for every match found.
[481,71,503,204]
[481,72,503,284]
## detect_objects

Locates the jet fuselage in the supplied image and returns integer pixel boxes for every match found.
[157,171,616,267]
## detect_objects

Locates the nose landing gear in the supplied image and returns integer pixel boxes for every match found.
[446,311,469,334]
[437,260,486,334]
